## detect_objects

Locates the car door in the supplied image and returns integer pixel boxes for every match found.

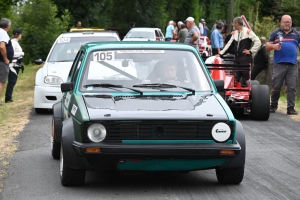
[62,50,85,119]
[158,30,165,41]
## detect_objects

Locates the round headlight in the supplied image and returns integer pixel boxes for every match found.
[87,123,106,142]
[211,122,231,142]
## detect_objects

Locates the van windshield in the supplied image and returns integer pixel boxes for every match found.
[48,37,118,62]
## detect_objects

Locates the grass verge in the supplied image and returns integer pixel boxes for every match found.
[0,64,40,192]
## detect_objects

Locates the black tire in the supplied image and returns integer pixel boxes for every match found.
[216,165,244,184]
[250,80,259,86]
[251,85,270,120]
[51,117,61,159]
[60,143,86,186]
[35,108,47,114]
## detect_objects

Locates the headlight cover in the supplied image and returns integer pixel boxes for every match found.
[44,75,63,85]
[211,122,231,142]
[87,123,106,143]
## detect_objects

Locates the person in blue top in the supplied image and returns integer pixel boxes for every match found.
[165,21,175,42]
[266,15,300,115]
[210,23,224,55]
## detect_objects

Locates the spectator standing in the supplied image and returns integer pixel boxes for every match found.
[210,23,224,55]
[0,18,13,106]
[217,17,261,86]
[203,22,209,37]
[177,21,183,30]
[76,21,82,28]
[210,20,219,35]
[178,24,188,43]
[130,22,136,29]
[222,20,228,39]
[173,21,178,39]
[266,15,300,115]
[198,18,205,35]
[251,37,269,80]
[165,20,175,42]
[184,17,200,51]
[5,28,24,103]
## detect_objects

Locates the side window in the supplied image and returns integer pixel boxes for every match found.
[159,30,164,38]
[155,30,160,37]
[67,51,82,81]
[71,52,85,84]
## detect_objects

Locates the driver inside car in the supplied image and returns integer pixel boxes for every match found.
[150,60,181,83]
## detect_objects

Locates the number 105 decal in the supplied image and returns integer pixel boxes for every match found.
[93,51,114,61]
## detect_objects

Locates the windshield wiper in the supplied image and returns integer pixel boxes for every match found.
[133,83,195,95]
[83,83,143,95]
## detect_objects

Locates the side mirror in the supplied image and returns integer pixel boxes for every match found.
[61,82,73,92]
[34,59,44,65]
[213,80,224,92]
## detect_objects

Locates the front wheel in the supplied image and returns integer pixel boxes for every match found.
[51,117,60,159]
[60,143,86,186]
[216,165,244,184]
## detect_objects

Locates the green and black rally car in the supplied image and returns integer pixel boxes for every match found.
[52,41,246,186]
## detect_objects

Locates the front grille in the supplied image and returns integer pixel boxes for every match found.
[84,121,234,141]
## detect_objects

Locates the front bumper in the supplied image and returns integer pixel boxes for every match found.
[72,141,241,159]
[71,141,241,171]
[34,85,62,109]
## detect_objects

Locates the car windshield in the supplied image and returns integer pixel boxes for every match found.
[48,37,118,62]
[125,31,154,39]
[79,49,211,93]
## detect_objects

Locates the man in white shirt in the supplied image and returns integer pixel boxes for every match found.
[0,18,13,106]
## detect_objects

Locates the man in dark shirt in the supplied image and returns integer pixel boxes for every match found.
[251,37,269,80]
[266,15,300,115]
[0,18,13,106]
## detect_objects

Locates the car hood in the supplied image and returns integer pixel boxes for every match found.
[122,38,155,41]
[46,62,73,82]
[83,94,228,120]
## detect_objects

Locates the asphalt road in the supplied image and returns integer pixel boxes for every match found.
[1,109,300,200]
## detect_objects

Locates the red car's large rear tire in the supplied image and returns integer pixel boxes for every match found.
[251,85,270,120]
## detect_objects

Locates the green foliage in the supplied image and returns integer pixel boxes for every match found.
[254,16,279,39]
[0,0,17,18]
[15,0,70,63]
[52,0,114,28]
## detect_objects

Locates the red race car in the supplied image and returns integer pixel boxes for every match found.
[205,56,270,120]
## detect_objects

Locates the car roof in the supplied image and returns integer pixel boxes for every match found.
[58,31,120,38]
[82,41,197,52]
[129,28,162,32]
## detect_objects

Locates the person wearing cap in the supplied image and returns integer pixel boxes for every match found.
[0,18,13,106]
[184,17,200,51]
[198,19,205,35]
[5,28,24,103]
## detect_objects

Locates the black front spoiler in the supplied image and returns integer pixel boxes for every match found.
[72,141,241,159]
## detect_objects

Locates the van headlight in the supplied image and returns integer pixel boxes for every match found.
[211,122,231,142]
[87,123,106,142]
[44,75,63,85]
